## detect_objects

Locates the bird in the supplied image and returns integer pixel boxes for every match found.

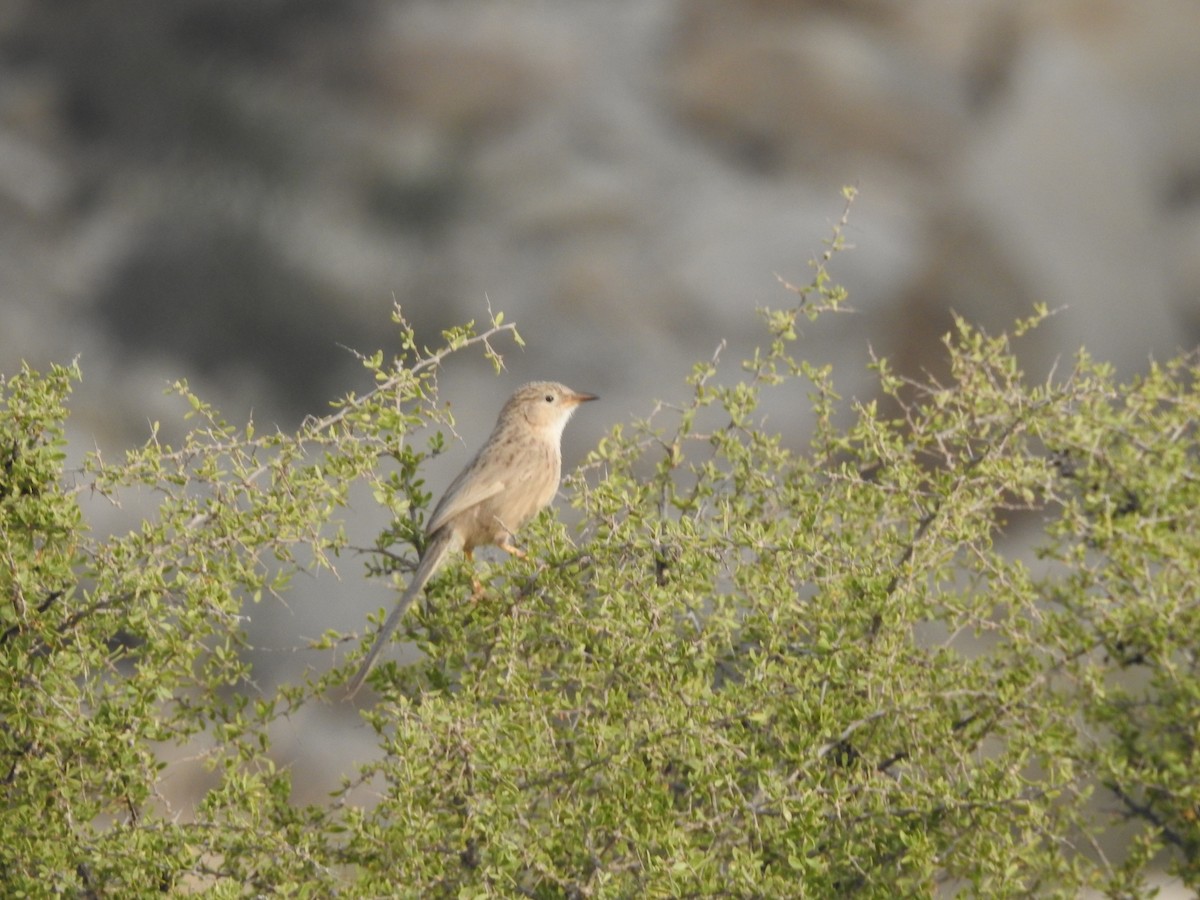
[346,381,598,696]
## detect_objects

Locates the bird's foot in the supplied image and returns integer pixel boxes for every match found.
[498,540,527,559]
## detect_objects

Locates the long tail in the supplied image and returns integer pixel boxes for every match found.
[346,528,459,696]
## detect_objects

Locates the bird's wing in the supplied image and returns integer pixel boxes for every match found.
[426,475,507,536]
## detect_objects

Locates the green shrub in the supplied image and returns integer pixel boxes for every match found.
[2,204,1197,897]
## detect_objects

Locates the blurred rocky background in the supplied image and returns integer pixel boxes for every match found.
[6,0,1200,442]
[3,0,1199,863]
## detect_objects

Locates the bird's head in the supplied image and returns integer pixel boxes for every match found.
[503,381,599,439]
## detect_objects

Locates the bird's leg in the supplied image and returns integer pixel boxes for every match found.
[489,518,526,560]
[497,538,526,559]
[470,537,526,599]
[465,547,487,599]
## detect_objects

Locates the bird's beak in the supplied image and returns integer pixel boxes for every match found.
[570,391,599,406]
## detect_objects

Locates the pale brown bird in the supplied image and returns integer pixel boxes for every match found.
[347,381,598,695]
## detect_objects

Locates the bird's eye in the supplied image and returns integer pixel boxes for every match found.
[544,394,555,403]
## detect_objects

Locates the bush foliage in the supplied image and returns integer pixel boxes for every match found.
[3,213,1198,896]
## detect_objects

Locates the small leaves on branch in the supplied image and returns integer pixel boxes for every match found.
[2,221,1198,896]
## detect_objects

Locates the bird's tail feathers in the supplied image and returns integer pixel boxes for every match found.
[345,529,460,697]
